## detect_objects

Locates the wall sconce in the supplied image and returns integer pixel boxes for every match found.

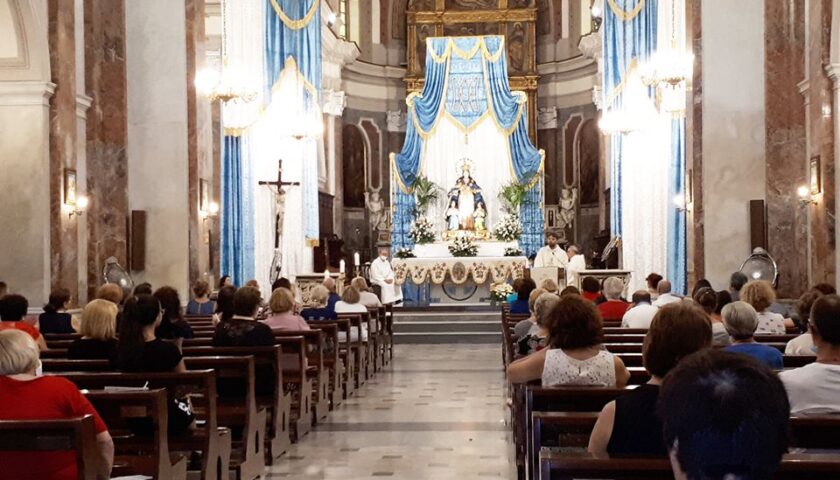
[673,193,690,212]
[68,195,89,219]
[200,201,220,221]
[798,185,817,205]
[590,3,603,32]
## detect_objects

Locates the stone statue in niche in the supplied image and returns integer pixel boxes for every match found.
[558,187,578,230]
[365,189,389,231]
[387,111,407,132]
[508,22,526,73]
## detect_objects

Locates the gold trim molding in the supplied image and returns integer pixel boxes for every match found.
[409,8,536,24]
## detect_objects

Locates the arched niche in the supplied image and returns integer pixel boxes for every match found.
[342,124,368,208]
[0,0,50,82]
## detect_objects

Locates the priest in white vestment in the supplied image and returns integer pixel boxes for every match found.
[566,245,587,287]
[533,232,569,268]
[370,247,403,304]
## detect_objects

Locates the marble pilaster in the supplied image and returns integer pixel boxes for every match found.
[185,0,215,284]
[84,0,129,297]
[685,0,703,285]
[48,0,79,301]
[764,0,807,297]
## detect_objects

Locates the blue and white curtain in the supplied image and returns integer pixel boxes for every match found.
[392,36,545,256]
[602,0,687,293]
[221,135,256,284]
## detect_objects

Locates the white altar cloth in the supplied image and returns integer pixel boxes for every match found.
[393,256,527,285]
[413,241,519,258]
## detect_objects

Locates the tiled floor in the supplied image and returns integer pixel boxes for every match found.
[266,344,516,479]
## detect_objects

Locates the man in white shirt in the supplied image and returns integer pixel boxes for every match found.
[652,280,681,307]
[780,294,840,414]
[565,245,587,287]
[621,291,659,329]
[370,246,403,305]
[533,232,569,268]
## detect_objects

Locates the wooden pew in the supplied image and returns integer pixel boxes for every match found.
[0,415,102,480]
[180,346,293,459]
[55,370,232,480]
[301,323,345,407]
[384,302,395,362]
[183,356,266,480]
[84,389,188,480]
[538,451,840,480]
[271,329,330,423]
[336,312,370,388]
[308,318,355,400]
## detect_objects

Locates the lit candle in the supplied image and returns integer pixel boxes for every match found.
[353,252,360,266]
[323,269,330,279]
[339,259,346,274]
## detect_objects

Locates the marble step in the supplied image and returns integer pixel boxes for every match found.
[394,319,500,333]
[394,331,502,344]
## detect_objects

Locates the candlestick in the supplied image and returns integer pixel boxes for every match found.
[323,269,330,279]
[353,252,360,266]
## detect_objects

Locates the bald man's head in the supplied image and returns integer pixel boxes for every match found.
[323,277,336,292]
[658,280,673,295]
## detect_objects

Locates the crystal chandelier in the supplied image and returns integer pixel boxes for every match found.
[196,0,257,104]
[599,69,658,134]
[639,0,692,114]
[272,57,324,140]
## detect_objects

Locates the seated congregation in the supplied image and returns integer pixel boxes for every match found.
[0,276,393,480]
[502,272,840,479]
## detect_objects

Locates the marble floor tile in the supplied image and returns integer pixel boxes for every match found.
[265,344,516,479]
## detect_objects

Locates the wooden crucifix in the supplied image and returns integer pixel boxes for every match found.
[258,159,300,281]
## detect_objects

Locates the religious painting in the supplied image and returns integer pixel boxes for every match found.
[200,179,210,212]
[408,0,435,10]
[444,0,498,10]
[416,23,433,71]
[507,22,527,73]
[508,0,534,8]
[64,168,77,206]
[544,205,558,228]
[342,125,368,208]
[810,156,821,195]
[578,119,600,205]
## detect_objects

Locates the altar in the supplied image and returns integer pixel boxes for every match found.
[414,240,519,258]
[394,255,526,306]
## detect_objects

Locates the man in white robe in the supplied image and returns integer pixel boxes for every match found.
[370,246,403,304]
[566,245,587,287]
[533,232,569,268]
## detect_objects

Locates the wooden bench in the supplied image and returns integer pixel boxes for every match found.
[336,312,370,387]
[308,319,355,400]
[55,370,232,480]
[538,451,840,480]
[84,389,188,480]
[300,323,345,407]
[180,346,292,459]
[0,415,102,480]
[183,356,266,480]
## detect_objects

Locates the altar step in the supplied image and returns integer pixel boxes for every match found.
[392,310,502,344]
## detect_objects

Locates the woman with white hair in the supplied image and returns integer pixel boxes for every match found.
[0,329,114,479]
[518,292,561,356]
[596,277,629,322]
[722,301,783,369]
[300,285,338,321]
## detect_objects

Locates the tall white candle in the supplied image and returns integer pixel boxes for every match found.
[324,269,330,279]
[339,259,346,273]
[354,252,360,266]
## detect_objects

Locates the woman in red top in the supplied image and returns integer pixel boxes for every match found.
[0,329,114,480]
[597,277,630,322]
[0,294,48,351]
[580,276,603,303]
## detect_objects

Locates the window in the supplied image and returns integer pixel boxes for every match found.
[339,0,347,39]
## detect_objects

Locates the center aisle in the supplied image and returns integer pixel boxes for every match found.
[266,344,516,479]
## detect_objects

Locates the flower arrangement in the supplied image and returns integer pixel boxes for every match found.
[490,282,514,303]
[409,216,436,244]
[493,214,522,242]
[448,232,478,257]
[395,247,416,259]
[504,246,523,257]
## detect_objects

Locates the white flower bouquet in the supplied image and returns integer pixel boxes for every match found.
[448,232,478,257]
[490,282,514,303]
[504,246,523,257]
[409,216,436,244]
[493,214,522,242]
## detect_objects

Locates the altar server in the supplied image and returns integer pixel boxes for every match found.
[533,231,569,268]
[371,247,403,305]
[566,245,587,287]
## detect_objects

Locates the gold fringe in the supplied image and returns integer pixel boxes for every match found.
[607,0,645,21]
[269,0,320,30]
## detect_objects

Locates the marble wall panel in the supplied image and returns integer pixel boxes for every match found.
[84,0,129,298]
[764,0,807,297]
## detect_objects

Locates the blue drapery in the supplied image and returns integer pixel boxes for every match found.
[221,135,256,285]
[392,36,544,255]
[603,0,658,237]
[263,0,321,245]
[667,118,686,294]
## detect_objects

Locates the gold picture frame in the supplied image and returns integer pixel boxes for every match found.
[64,168,77,206]
[810,156,821,195]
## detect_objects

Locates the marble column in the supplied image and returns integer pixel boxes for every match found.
[48,0,79,301]
[685,0,704,285]
[764,0,807,297]
[804,0,836,286]
[84,0,129,297]
[185,0,215,285]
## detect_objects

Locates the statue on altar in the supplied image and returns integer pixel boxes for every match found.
[444,159,490,239]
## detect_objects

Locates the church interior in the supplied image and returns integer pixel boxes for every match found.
[2,0,840,478]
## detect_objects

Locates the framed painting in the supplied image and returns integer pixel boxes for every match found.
[64,169,77,206]
[810,156,821,195]
[200,179,210,212]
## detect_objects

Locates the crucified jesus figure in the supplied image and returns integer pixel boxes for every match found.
[258,159,300,282]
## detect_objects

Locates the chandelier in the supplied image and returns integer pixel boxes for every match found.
[599,69,658,134]
[272,57,324,140]
[196,0,258,104]
[639,1,692,114]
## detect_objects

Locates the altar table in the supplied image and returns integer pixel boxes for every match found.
[394,256,527,306]
[413,241,519,258]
